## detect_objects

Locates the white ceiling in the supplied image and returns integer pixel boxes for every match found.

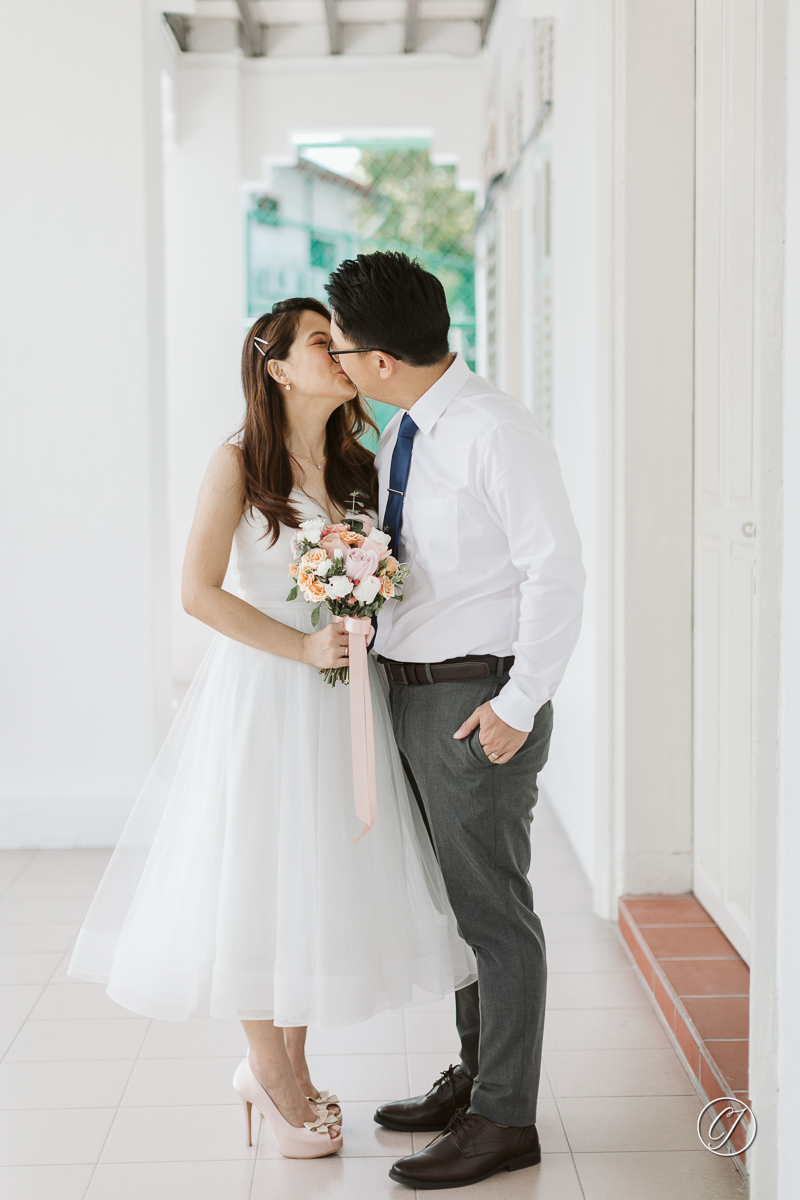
[165,0,496,57]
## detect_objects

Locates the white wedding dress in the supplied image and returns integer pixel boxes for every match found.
[69,491,476,1024]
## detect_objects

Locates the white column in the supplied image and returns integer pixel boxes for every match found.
[755,0,793,1191]
[536,0,600,879]
[0,1,170,846]
[777,13,800,1199]
[594,0,696,908]
[165,53,245,690]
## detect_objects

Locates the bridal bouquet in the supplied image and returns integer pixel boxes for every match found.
[286,512,410,687]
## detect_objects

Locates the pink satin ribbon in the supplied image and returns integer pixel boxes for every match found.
[344,616,377,842]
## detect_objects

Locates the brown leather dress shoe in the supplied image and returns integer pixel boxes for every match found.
[388,1107,541,1190]
[374,1064,472,1132]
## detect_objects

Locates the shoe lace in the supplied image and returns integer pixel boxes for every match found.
[432,1064,461,1108]
[426,1105,472,1149]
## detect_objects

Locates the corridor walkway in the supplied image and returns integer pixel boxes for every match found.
[0,802,746,1199]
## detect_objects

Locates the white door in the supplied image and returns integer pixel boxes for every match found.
[693,0,758,963]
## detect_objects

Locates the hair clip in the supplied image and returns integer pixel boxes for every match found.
[254,335,271,357]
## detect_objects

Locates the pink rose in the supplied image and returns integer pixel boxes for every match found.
[357,514,374,536]
[320,533,350,561]
[363,538,391,561]
[344,546,380,582]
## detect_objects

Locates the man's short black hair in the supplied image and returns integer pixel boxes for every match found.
[325,251,450,367]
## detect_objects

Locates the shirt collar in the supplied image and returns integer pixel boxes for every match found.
[406,353,471,436]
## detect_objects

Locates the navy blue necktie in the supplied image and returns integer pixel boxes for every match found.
[383,413,418,559]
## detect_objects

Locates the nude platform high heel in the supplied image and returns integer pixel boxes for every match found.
[233,1058,343,1158]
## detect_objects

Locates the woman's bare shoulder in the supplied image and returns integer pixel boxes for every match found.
[200,443,246,509]
[208,442,244,480]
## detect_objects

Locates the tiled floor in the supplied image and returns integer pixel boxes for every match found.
[618,895,752,1163]
[0,804,747,1199]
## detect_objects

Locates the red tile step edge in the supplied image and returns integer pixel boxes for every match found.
[618,894,751,1168]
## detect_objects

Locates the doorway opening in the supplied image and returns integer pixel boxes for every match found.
[245,138,478,443]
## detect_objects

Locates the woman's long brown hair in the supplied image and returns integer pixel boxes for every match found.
[236,297,379,546]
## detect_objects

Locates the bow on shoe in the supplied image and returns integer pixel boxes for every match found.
[304,1108,341,1135]
[308,1091,341,1118]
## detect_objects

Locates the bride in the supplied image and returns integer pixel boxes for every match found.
[69,297,475,1160]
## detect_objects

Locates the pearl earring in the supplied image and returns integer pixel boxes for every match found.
[285,384,291,391]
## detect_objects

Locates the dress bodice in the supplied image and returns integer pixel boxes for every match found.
[234,490,331,605]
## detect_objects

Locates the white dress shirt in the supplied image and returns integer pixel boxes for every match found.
[374,354,585,733]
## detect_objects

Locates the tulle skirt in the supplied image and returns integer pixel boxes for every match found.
[69,601,476,1024]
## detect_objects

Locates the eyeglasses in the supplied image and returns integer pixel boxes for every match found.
[327,340,388,364]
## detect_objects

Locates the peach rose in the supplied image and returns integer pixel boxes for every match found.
[379,575,395,599]
[300,547,327,571]
[320,533,350,561]
[298,569,315,590]
[289,563,298,577]
[304,578,328,603]
[383,556,399,575]
[339,528,365,547]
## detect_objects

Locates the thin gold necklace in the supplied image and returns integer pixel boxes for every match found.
[291,451,326,472]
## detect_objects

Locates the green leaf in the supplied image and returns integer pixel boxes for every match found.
[286,585,299,601]
[311,605,321,628]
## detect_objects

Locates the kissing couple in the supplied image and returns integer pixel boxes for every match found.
[70,251,584,1190]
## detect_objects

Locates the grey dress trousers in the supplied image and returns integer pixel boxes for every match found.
[390,667,553,1128]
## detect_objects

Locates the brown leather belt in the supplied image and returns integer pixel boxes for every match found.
[379,654,515,685]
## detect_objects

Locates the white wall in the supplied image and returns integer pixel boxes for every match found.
[482,0,600,879]
[0,1,170,846]
[165,51,246,688]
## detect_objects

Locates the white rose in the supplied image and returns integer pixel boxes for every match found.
[315,558,333,577]
[365,528,391,549]
[325,575,354,599]
[352,575,382,604]
[300,517,325,542]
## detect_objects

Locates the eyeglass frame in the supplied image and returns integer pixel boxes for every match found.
[326,340,392,364]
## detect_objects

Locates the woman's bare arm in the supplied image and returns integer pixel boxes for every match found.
[181,445,349,669]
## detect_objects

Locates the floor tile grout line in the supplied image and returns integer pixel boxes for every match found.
[543,1055,587,1197]
[0,861,38,903]
[1,965,78,1030]
[0,984,51,1068]
[671,993,750,999]
[246,1097,262,1200]
[650,956,747,962]
[79,1015,154,1199]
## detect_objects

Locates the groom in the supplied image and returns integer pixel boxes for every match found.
[326,252,584,1190]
